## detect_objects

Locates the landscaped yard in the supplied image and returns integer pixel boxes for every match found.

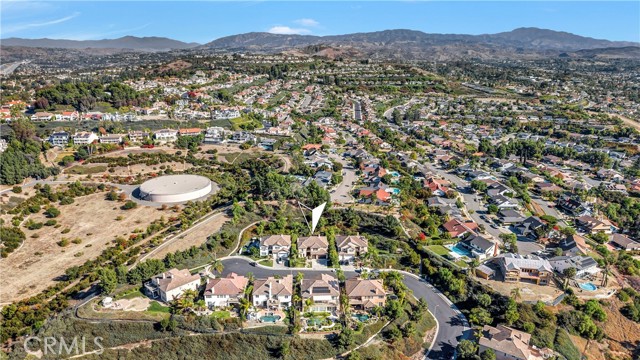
[65,164,107,175]
[210,310,231,319]
[258,259,273,267]
[426,245,450,256]
[148,301,171,313]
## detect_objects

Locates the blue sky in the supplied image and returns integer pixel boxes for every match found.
[1,1,639,43]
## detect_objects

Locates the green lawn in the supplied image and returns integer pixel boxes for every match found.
[147,301,171,313]
[258,259,273,267]
[426,245,450,256]
[115,287,145,300]
[210,310,231,319]
[65,165,107,175]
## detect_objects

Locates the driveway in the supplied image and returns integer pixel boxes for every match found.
[220,257,471,359]
[328,153,356,204]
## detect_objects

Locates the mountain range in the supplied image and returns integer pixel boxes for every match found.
[2,28,638,60]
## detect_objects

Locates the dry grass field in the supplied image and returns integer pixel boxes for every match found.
[0,192,172,303]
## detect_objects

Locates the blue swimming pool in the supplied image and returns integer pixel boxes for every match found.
[260,315,282,323]
[389,188,400,194]
[447,243,472,257]
[352,314,370,322]
[579,282,597,291]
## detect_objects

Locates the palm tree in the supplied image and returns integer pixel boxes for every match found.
[195,299,207,312]
[211,260,224,276]
[238,297,251,322]
[510,287,522,301]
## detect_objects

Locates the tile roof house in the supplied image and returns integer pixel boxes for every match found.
[557,195,592,217]
[423,177,450,197]
[495,253,553,286]
[559,234,590,256]
[252,275,293,309]
[609,234,640,251]
[479,325,554,360]
[443,218,479,238]
[298,236,329,260]
[575,216,616,235]
[144,268,201,303]
[204,273,248,308]
[344,278,387,310]
[259,234,291,259]
[336,235,368,263]
[301,274,340,313]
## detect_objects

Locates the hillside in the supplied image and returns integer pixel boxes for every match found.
[0,36,199,51]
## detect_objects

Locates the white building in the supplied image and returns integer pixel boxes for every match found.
[548,256,600,278]
[252,275,293,309]
[99,134,124,144]
[154,129,178,142]
[301,274,340,313]
[204,273,248,308]
[72,132,98,145]
[48,132,69,147]
[259,235,291,259]
[204,127,226,144]
[144,268,200,303]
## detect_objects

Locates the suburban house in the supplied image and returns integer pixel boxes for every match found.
[479,325,554,360]
[609,234,640,251]
[548,256,600,278]
[179,128,203,137]
[252,275,293,309]
[427,196,462,217]
[154,129,179,142]
[128,131,150,143]
[495,253,553,285]
[498,209,526,225]
[301,274,340,313]
[423,177,450,196]
[514,216,546,239]
[72,132,98,145]
[99,134,124,144]
[358,186,392,205]
[204,273,248,308]
[344,278,387,310]
[259,235,292,260]
[557,196,592,217]
[48,131,69,147]
[204,127,226,144]
[559,234,590,256]
[144,268,201,303]
[575,216,616,235]
[298,236,329,260]
[335,235,368,263]
[459,234,499,260]
[490,194,520,210]
[443,218,479,238]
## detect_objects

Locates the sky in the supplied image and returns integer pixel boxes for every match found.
[1,1,639,44]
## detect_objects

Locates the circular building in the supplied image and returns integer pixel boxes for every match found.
[139,174,212,203]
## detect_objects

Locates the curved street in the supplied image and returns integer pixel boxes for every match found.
[220,257,472,359]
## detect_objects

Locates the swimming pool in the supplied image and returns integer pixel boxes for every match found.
[446,243,472,258]
[579,282,597,291]
[352,314,370,322]
[389,171,401,177]
[260,315,282,323]
[388,188,400,195]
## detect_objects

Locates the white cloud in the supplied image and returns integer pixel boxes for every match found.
[294,18,319,27]
[3,12,80,34]
[267,26,311,35]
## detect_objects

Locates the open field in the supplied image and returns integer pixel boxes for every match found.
[0,192,172,303]
[475,277,564,303]
[76,297,170,322]
[147,212,231,260]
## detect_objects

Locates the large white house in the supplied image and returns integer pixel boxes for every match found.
[48,132,69,147]
[144,268,200,303]
[154,129,178,142]
[204,273,248,308]
[72,132,99,145]
[252,275,293,309]
[548,256,600,278]
[259,235,291,260]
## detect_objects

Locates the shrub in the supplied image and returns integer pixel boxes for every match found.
[121,201,138,210]
[12,186,22,194]
[44,206,61,218]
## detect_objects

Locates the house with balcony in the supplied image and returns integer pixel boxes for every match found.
[344,278,387,310]
[479,325,554,360]
[259,235,291,260]
[204,273,248,308]
[48,132,69,147]
[252,275,293,309]
[72,132,99,145]
[144,268,200,303]
[99,134,124,145]
[336,235,368,263]
[495,253,553,286]
[548,256,600,279]
[301,274,340,313]
[459,234,499,260]
[154,129,178,143]
[298,236,329,260]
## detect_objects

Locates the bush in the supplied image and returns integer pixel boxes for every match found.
[44,220,57,226]
[44,206,61,218]
[121,201,138,210]
[12,186,22,194]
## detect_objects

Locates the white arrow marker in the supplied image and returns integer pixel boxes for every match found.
[310,202,326,234]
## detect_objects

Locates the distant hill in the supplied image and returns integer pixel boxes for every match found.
[562,46,640,59]
[201,28,639,60]
[0,36,200,51]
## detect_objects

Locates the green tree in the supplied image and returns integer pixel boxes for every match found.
[97,267,117,294]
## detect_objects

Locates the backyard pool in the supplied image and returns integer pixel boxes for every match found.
[260,315,282,323]
[579,282,597,291]
[352,314,370,322]
[446,243,472,258]
[388,188,401,195]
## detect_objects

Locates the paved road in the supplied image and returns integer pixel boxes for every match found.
[220,257,471,359]
[328,153,356,204]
